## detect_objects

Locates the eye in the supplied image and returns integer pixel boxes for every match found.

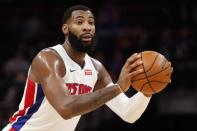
[75,20,83,25]
[89,21,95,25]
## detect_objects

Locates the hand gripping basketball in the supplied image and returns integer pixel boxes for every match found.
[131,51,173,95]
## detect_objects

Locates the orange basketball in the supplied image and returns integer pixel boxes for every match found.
[131,51,173,95]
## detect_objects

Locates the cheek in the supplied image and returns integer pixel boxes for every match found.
[92,26,96,33]
[69,25,81,37]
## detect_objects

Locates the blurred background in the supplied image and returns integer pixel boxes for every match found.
[0,0,197,130]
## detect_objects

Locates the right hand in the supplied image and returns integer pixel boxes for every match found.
[117,53,143,92]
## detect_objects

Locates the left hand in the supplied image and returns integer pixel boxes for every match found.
[117,53,143,92]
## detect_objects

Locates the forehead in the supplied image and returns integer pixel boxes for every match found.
[71,10,94,19]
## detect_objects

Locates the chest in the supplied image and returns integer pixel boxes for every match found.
[63,67,98,95]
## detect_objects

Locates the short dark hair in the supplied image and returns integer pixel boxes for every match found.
[62,5,92,24]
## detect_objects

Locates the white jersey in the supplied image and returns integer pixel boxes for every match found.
[3,44,98,131]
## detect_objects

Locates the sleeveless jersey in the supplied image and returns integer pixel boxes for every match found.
[2,44,98,131]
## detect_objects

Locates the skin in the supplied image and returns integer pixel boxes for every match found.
[29,10,145,120]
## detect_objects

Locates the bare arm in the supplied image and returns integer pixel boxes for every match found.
[29,49,122,119]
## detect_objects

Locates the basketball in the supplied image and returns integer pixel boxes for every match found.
[131,51,173,95]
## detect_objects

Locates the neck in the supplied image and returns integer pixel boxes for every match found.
[62,39,86,68]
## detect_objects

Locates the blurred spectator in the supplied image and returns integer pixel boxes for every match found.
[2,52,29,80]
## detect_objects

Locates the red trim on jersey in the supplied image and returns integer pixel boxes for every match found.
[9,127,16,131]
[9,79,36,124]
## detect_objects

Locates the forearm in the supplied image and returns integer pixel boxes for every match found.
[63,84,121,118]
[106,92,151,123]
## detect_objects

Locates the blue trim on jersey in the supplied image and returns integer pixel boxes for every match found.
[12,84,44,130]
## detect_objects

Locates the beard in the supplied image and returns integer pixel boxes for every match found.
[67,31,96,54]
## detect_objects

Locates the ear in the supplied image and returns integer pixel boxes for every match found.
[62,24,68,35]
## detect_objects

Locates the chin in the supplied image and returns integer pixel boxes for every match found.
[82,40,92,44]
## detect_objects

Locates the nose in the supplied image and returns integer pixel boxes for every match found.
[82,23,92,32]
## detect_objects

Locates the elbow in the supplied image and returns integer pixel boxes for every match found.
[60,112,72,120]
[55,97,80,120]
[57,106,74,120]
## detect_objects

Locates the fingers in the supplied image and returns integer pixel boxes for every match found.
[167,61,171,67]
[127,60,143,72]
[170,66,173,73]
[124,53,141,68]
[123,53,143,79]
[168,62,171,66]
[169,67,173,83]
[128,69,143,79]
[166,66,173,83]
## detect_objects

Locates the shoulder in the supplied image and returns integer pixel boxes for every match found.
[31,48,64,70]
[29,48,66,83]
[36,48,61,61]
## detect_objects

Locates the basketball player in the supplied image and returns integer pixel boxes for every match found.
[2,5,152,131]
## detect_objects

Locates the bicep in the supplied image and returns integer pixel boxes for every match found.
[30,50,69,112]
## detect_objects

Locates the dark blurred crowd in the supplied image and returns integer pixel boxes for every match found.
[0,0,197,130]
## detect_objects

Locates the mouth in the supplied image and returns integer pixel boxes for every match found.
[81,33,93,43]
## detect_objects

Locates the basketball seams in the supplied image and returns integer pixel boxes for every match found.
[133,52,158,79]
[140,81,168,93]
[135,78,170,92]
[140,52,156,93]
[144,80,169,84]
[147,65,171,82]
[131,51,172,95]
[132,65,171,81]
[145,52,159,72]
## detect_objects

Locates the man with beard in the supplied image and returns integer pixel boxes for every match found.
[2,5,153,131]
